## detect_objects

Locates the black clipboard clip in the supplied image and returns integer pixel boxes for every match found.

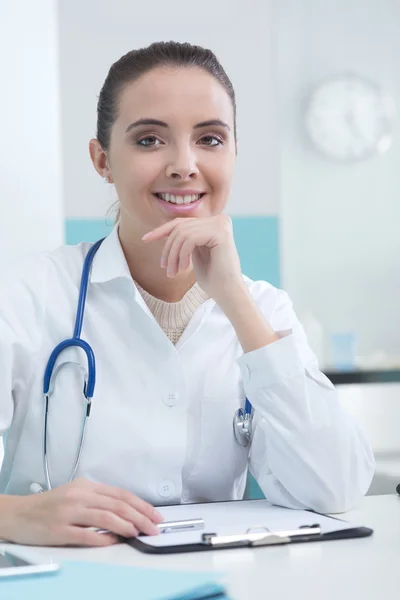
[202,524,322,548]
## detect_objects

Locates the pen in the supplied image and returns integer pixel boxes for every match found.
[90,518,204,536]
[156,518,204,534]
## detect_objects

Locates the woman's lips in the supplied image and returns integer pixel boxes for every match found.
[153,194,205,214]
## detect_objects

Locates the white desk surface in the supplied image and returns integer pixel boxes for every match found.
[4,494,400,600]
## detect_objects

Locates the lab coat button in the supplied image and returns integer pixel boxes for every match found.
[163,392,179,407]
[182,491,190,502]
[157,480,175,498]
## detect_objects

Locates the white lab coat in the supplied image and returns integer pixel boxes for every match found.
[0,226,374,512]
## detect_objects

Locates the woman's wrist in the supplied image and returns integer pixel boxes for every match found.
[0,494,25,542]
[217,283,280,353]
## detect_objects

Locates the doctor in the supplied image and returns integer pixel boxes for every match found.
[0,41,374,547]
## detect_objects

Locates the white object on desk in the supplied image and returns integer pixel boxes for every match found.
[137,500,359,548]
[0,546,60,578]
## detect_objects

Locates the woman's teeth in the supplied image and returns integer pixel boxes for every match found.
[156,193,202,204]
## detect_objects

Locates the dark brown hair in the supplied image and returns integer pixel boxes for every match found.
[96,41,236,150]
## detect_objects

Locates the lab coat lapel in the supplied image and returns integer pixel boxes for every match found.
[129,277,217,354]
[175,298,216,352]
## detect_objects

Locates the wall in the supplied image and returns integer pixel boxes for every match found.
[0,0,64,465]
[0,0,64,274]
[338,382,400,495]
[58,0,281,286]
[276,0,400,368]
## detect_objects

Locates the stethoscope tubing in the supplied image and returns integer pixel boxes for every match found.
[39,237,253,491]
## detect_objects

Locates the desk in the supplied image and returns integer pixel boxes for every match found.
[325,369,400,385]
[4,495,400,600]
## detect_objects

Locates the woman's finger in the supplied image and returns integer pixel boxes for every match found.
[178,238,196,272]
[73,508,140,538]
[142,217,195,242]
[160,220,201,268]
[89,482,163,523]
[81,494,160,536]
[63,525,120,547]
[165,233,188,277]
[160,228,180,269]
[164,222,207,276]
[142,222,177,241]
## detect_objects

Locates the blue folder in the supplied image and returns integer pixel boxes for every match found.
[0,560,228,600]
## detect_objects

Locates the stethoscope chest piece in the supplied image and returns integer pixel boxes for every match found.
[233,408,252,447]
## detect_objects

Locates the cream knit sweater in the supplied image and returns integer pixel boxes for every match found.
[135,281,209,345]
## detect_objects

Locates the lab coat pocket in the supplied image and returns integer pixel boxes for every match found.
[184,395,249,502]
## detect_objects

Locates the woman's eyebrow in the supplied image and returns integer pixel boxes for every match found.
[125,118,168,133]
[194,119,230,130]
[125,118,230,134]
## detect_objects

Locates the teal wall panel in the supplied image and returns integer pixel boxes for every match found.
[66,216,280,287]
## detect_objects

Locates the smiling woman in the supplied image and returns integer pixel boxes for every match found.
[0,41,375,548]
[89,44,237,300]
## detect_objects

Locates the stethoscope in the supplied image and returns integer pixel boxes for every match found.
[31,238,253,493]
[233,398,253,447]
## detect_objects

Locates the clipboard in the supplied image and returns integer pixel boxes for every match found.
[127,499,373,554]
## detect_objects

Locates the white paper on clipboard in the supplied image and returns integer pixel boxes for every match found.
[138,499,358,548]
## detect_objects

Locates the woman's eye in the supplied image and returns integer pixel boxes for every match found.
[199,135,223,147]
[137,136,161,147]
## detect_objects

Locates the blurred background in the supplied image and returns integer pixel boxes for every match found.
[1,0,399,495]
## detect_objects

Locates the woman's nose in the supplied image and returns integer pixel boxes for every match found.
[165,148,200,180]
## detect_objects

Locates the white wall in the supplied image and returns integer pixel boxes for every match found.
[0,0,64,272]
[58,0,280,221]
[339,383,400,495]
[277,0,400,368]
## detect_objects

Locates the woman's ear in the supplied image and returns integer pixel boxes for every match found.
[89,138,113,183]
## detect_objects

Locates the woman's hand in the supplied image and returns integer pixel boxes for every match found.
[142,215,245,303]
[143,215,280,352]
[3,478,164,547]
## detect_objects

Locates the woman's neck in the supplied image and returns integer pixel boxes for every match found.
[118,221,196,302]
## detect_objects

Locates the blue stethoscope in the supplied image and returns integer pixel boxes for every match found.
[39,238,253,491]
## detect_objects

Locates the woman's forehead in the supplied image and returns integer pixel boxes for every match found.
[117,67,234,127]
